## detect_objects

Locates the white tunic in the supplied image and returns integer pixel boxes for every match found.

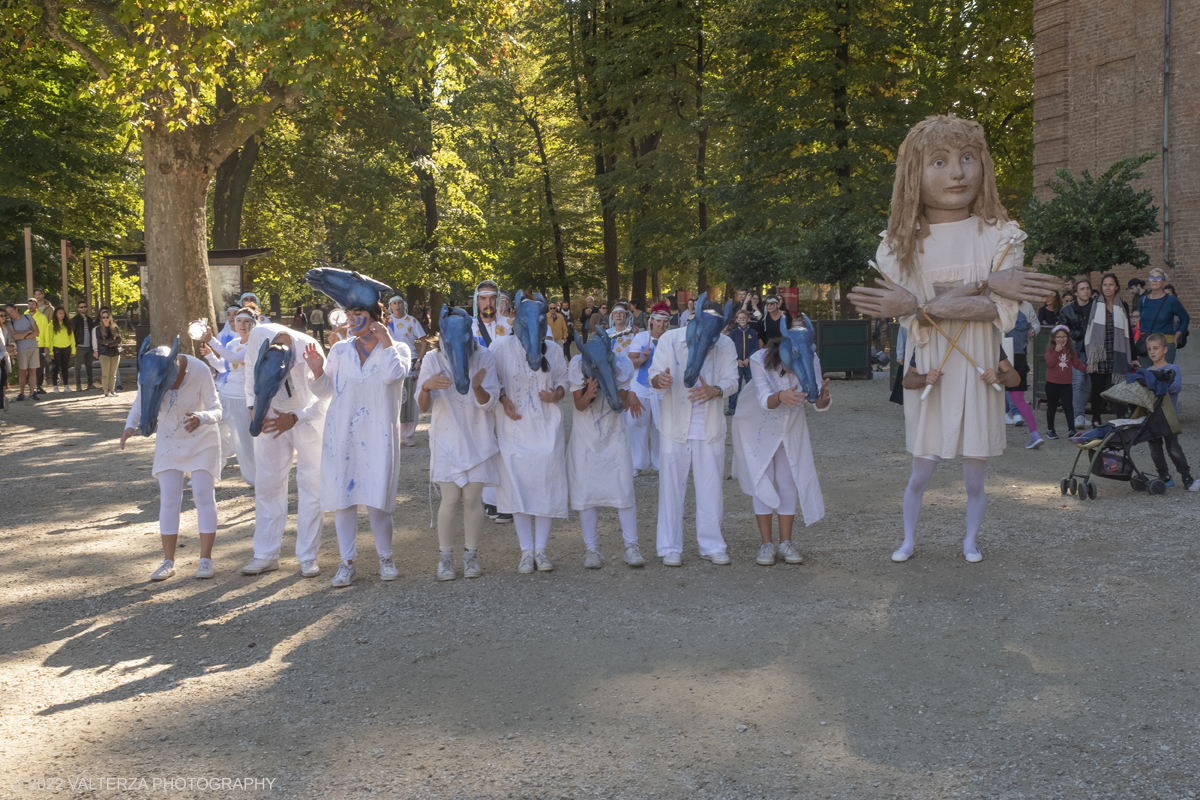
[627,330,662,399]
[731,349,829,526]
[416,348,501,487]
[388,315,426,355]
[124,355,223,478]
[606,327,637,360]
[208,336,249,400]
[491,335,569,517]
[311,338,411,512]
[878,216,1022,458]
[566,354,636,510]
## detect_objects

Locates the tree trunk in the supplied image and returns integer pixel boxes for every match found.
[210,133,260,250]
[526,111,571,308]
[651,271,661,300]
[695,26,709,299]
[142,129,217,352]
[429,288,443,335]
[599,151,620,306]
[839,280,853,319]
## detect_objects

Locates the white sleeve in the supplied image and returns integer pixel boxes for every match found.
[192,369,223,425]
[124,388,142,430]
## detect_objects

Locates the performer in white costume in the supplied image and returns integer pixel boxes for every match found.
[849,114,1059,563]
[417,306,501,580]
[471,280,513,523]
[120,338,223,581]
[201,309,257,486]
[649,295,739,566]
[308,297,411,588]
[567,330,646,568]
[732,325,831,567]
[387,294,428,446]
[241,322,329,577]
[626,301,670,472]
[492,291,569,573]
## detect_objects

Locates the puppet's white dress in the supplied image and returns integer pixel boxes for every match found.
[731,350,828,526]
[124,354,223,478]
[416,348,501,487]
[491,335,569,518]
[878,216,1022,459]
[566,354,636,510]
[312,338,411,512]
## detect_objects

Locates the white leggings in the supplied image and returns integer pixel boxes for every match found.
[334,506,395,561]
[436,482,485,551]
[580,505,638,549]
[513,513,552,551]
[751,445,798,516]
[157,469,217,536]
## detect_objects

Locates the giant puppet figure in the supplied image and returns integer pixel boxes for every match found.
[848,115,1059,563]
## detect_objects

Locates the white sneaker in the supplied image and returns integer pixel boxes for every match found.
[583,549,603,569]
[701,551,731,565]
[379,556,399,581]
[534,549,554,572]
[463,549,482,578]
[623,544,645,567]
[331,561,356,587]
[777,540,804,564]
[194,558,214,579]
[150,559,176,581]
[517,549,536,574]
[756,542,777,566]
[1005,412,1017,425]
[437,552,456,581]
[300,559,320,577]
[241,557,279,575]
[63,385,72,392]
[1074,415,1087,430]
[661,552,682,567]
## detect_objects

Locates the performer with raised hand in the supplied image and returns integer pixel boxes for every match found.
[491,291,569,573]
[120,337,223,581]
[848,114,1059,564]
[305,268,411,588]
[417,306,501,581]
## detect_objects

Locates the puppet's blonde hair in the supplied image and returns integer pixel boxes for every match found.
[884,115,1009,280]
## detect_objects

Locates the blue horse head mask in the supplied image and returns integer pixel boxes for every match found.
[574,327,623,412]
[249,338,295,437]
[304,267,392,310]
[136,336,180,436]
[683,292,735,388]
[512,290,549,371]
[439,305,476,395]
[778,314,819,397]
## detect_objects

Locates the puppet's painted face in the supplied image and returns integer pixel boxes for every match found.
[920,143,983,222]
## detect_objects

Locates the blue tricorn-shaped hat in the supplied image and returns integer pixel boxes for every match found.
[305,267,393,310]
[439,305,477,395]
[136,336,181,437]
[778,315,819,398]
[683,292,735,388]
[573,327,624,412]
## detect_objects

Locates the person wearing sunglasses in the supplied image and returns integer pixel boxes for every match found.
[1135,268,1190,363]
[96,307,123,396]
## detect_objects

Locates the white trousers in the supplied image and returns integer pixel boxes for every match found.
[157,469,218,536]
[580,505,638,549]
[513,513,551,551]
[334,506,394,560]
[751,445,798,516]
[252,419,324,563]
[656,436,727,557]
[401,420,418,440]
[627,392,661,471]
[221,394,256,487]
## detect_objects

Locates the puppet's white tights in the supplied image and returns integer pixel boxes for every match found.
[436,482,484,552]
[580,505,638,550]
[334,506,394,561]
[158,469,217,536]
[513,513,552,551]
[897,456,986,559]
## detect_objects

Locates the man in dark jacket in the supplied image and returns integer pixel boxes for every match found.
[71,300,98,391]
[1058,277,1093,428]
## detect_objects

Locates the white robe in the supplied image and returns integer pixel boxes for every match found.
[491,335,569,517]
[566,354,636,510]
[416,348,501,487]
[124,355,223,478]
[731,349,829,526]
[312,338,411,512]
[878,216,1022,458]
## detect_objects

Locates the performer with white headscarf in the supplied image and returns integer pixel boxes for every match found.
[626,301,670,473]
[387,294,428,447]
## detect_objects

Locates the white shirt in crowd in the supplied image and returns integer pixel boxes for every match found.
[647,324,739,445]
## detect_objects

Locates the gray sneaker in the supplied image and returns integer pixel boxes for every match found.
[379,556,399,581]
[241,557,279,575]
[463,549,482,578]
[534,549,554,572]
[777,540,804,564]
[331,561,356,588]
[623,544,645,567]
[437,552,456,581]
[756,542,777,566]
[517,549,536,574]
[150,559,176,582]
[194,558,215,579]
[583,549,603,569]
[300,559,320,578]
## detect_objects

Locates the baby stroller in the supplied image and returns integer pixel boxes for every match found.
[1060,376,1181,500]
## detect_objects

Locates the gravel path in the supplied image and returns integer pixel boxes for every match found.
[1,371,1197,799]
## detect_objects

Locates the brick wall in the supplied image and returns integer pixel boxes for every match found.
[1032,0,1199,313]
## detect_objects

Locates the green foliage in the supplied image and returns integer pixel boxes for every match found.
[793,213,882,290]
[1024,154,1159,277]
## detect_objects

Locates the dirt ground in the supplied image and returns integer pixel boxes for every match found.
[1,363,1198,800]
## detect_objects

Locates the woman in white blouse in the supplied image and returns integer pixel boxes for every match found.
[201,309,257,486]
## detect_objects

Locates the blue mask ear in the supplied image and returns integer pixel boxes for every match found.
[535,292,548,314]
[802,313,814,331]
[139,335,152,358]
[440,304,451,323]
[514,289,526,307]
[168,336,179,360]
[257,338,271,364]
[724,299,734,326]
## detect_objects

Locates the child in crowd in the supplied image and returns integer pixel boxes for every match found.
[1043,325,1086,440]
[1143,333,1198,491]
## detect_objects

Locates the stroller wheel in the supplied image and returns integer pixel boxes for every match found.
[1060,478,1069,496]
[1148,478,1167,496]
[1086,481,1097,500]
[1131,474,1149,492]
[1068,478,1078,496]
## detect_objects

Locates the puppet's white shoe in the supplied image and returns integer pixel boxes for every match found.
[661,552,682,567]
[701,551,731,565]
[777,540,804,564]
[583,549,603,569]
[150,559,176,581]
[379,556,399,581]
[436,553,456,581]
[194,558,215,579]
[756,542,777,566]
[517,550,536,574]
[534,549,554,572]
[300,559,320,577]
[623,544,645,567]
[964,550,983,564]
[463,549,482,578]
